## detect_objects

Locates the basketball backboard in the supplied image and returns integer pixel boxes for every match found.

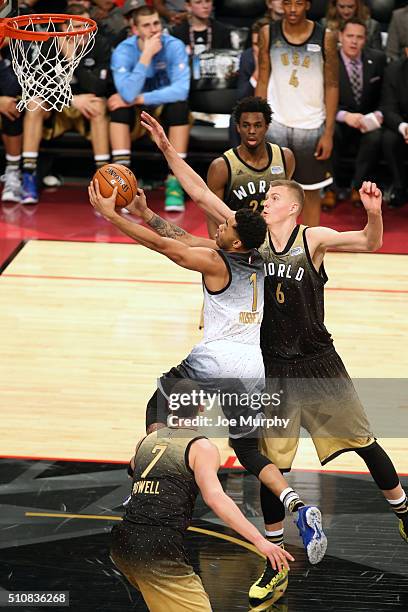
[0,0,17,19]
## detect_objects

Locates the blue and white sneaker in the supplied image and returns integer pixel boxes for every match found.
[22,172,39,204]
[296,505,327,564]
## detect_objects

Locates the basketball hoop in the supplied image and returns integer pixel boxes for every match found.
[0,13,97,112]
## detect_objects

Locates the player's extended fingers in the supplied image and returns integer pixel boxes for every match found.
[275,550,290,571]
[140,120,152,134]
[88,181,97,202]
[266,554,277,570]
[93,178,102,199]
[88,185,95,206]
[141,111,158,130]
[282,548,295,563]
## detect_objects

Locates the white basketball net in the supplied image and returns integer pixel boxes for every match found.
[8,16,96,112]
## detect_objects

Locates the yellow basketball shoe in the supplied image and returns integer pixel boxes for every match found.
[249,556,288,611]
[399,519,408,543]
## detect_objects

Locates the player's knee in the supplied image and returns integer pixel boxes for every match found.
[230,437,272,477]
[92,97,107,119]
[356,442,400,490]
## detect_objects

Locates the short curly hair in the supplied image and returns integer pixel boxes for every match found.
[234,208,267,250]
[233,96,272,126]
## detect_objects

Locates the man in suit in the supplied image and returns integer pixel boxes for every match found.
[324,18,386,207]
[386,4,408,62]
[381,50,408,208]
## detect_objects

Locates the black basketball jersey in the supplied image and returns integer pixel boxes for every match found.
[124,428,205,534]
[223,143,286,213]
[258,225,333,360]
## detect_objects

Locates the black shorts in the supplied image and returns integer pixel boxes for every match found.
[111,101,190,129]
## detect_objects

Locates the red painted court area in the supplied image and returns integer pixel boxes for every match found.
[0,185,407,265]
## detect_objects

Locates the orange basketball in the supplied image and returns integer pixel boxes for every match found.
[93,163,138,209]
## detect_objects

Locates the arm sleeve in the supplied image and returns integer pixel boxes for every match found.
[75,36,112,97]
[143,39,190,106]
[111,40,149,103]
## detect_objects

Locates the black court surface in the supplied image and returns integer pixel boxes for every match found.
[1,458,407,612]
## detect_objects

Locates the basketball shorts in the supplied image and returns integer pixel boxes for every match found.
[111,522,211,612]
[43,106,90,141]
[260,348,375,470]
[266,120,333,190]
[151,340,266,438]
[110,101,190,141]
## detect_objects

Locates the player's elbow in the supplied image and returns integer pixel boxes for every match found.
[367,237,382,252]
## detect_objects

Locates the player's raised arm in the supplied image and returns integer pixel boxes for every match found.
[190,439,295,570]
[140,111,232,224]
[308,182,383,254]
[126,186,217,248]
[89,180,224,276]
[255,25,271,100]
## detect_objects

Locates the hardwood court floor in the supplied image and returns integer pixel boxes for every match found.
[1,239,407,474]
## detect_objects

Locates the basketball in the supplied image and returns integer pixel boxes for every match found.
[93,164,138,209]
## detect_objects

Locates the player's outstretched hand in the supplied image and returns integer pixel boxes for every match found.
[140,111,171,152]
[88,179,118,220]
[126,188,149,217]
[256,539,294,570]
[359,181,382,214]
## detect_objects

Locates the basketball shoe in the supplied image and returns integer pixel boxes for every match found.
[1,167,22,203]
[249,554,288,610]
[22,172,39,204]
[296,505,327,564]
[165,175,184,211]
[399,519,408,543]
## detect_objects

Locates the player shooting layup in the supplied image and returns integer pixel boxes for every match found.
[138,111,408,609]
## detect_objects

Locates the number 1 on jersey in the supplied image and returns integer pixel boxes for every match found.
[250,272,258,312]
[141,444,168,479]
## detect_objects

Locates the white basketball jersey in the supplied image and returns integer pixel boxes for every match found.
[267,21,326,129]
[203,249,265,345]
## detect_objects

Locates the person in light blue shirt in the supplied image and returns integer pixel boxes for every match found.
[108,3,191,211]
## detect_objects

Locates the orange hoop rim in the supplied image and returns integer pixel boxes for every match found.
[0,13,97,41]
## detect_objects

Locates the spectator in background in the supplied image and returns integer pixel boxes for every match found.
[260,0,284,25]
[21,3,112,204]
[381,49,408,209]
[0,45,23,204]
[321,0,382,50]
[229,21,262,147]
[236,20,261,99]
[18,0,68,11]
[386,4,408,61]
[153,0,187,26]
[90,0,128,38]
[171,0,232,55]
[256,0,339,226]
[109,4,190,211]
[323,18,386,208]
[113,0,143,48]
